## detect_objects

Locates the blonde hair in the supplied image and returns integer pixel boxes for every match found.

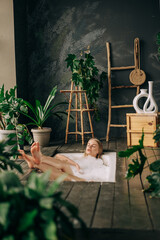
[84,138,103,158]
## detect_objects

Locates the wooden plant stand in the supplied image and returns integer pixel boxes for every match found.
[60,81,94,145]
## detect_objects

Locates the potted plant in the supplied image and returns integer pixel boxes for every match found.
[65,47,107,120]
[0,140,86,240]
[0,135,23,173]
[21,85,67,147]
[0,85,33,151]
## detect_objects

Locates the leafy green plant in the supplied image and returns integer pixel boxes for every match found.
[21,85,68,129]
[0,85,33,148]
[144,160,160,198]
[0,136,23,173]
[153,124,160,143]
[65,49,107,106]
[156,32,160,61]
[118,132,147,179]
[0,85,27,130]
[118,132,160,198]
[0,171,86,240]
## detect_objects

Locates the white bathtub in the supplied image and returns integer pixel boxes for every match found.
[59,152,116,182]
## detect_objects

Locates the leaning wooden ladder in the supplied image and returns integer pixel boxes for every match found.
[106,38,141,141]
[60,81,94,145]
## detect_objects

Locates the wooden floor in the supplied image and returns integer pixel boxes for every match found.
[16,138,160,240]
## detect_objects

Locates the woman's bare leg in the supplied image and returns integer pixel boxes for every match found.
[37,163,85,181]
[18,149,35,168]
[19,142,86,181]
[31,142,75,175]
[30,142,42,164]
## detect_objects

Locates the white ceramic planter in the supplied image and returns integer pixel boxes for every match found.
[31,127,52,147]
[133,89,148,113]
[143,81,158,113]
[0,129,16,141]
[0,129,17,151]
[133,81,158,113]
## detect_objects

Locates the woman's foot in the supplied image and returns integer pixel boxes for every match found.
[31,142,42,165]
[18,149,35,168]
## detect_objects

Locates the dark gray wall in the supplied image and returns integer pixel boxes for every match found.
[14,0,160,141]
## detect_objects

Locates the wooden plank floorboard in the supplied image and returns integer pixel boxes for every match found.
[142,148,160,231]
[112,154,131,229]
[108,138,117,151]
[65,182,101,228]
[55,181,74,199]
[15,138,160,239]
[92,183,115,229]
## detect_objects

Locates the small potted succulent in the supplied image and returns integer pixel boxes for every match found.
[21,85,67,147]
[0,85,32,151]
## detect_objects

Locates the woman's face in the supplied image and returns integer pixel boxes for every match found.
[85,139,99,158]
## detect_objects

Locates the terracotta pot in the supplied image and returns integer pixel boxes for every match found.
[31,127,52,147]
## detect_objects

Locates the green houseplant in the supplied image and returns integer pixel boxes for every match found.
[65,48,107,120]
[0,140,86,240]
[21,85,67,147]
[0,135,23,173]
[118,132,160,198]
[0,85,32,151]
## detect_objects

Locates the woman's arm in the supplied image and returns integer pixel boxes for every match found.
[55,154,80,171]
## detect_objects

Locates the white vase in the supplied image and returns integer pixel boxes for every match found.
[133,89,148,113]
[143,81,158,113]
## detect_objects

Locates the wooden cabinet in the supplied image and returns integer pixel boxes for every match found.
[126,113,160,147]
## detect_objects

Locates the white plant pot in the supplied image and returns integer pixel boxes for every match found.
[0,129,17,151]
[31,127,52,147]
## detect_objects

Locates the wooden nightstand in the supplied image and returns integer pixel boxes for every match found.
[126,113,160,147]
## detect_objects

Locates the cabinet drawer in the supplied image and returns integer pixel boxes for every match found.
[129,115,157,132]
[126,113,159,147]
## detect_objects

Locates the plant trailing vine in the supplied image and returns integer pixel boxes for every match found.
[65,47,107,119]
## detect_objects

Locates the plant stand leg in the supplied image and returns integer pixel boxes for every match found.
[65,81,73,144]
[75,86,78,141]
[84,93,94,138]
[79,87,84,145]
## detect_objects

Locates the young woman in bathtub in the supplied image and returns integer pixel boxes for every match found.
[19,138,107,182]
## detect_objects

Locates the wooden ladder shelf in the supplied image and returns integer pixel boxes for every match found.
[106,38,142,141]
[60,81,94,145]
